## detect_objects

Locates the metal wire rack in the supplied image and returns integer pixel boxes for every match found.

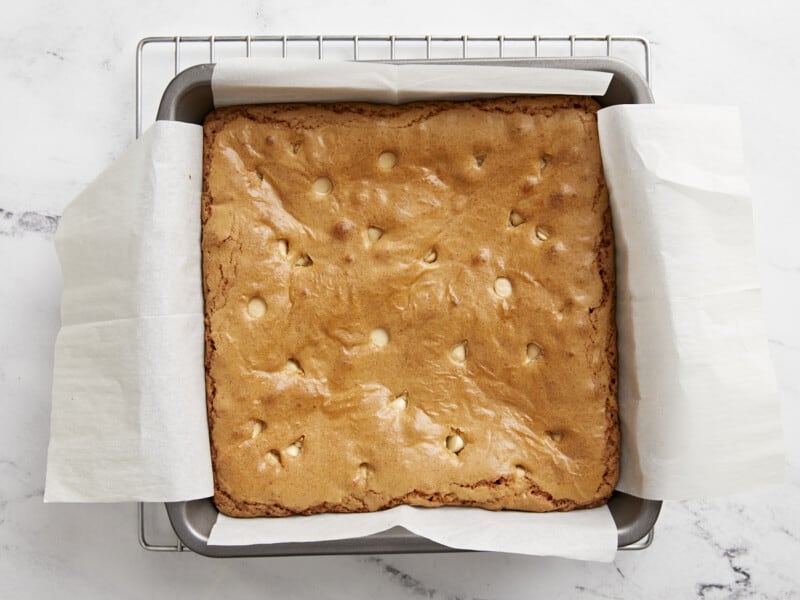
[135,33,653,554]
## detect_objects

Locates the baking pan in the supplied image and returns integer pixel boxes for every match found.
[158,57,661,557]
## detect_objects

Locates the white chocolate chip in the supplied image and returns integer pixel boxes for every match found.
[509,211,525,227]
[525,343,542,363]
[285,437,304,457]
[295,254,313,267]
[423,248,438,263]
[446,433,465,454]
[494,277,513,298]
[284,359,303,375]
[450,341,467,363]
[355,463,369,482]
[535,226,551,241]
[312,176,332,195]
[389,392,408,411]
[370,327,389,348]
[277,239,289,257]
[265,450,281,466]
[367,226,384,242]
[515,466,527,479]
[378,151,397,170]
[250,419,265,439]
[547,431,563,443]
[524,175,540,190]
[247,297,267,318]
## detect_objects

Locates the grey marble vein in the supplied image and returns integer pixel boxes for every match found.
[690,518,755,598]
[0,207,60,238]
[573,585,625,600]
[363,557,488,600]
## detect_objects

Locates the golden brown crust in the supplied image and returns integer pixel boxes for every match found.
[202,96,618,517]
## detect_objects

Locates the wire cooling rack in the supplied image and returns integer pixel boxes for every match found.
[135,33,654,553]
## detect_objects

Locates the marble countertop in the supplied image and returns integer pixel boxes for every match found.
[2,0,798,597]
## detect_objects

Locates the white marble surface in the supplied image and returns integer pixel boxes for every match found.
[2,0,798,597]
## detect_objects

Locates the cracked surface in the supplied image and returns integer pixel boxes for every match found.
[202,96,618,517]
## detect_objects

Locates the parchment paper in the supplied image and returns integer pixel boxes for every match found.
[45,121,213,502]
[209,505,617,562]
[45,60,783,561]
[212,58,613,106]
[598,105,784,500]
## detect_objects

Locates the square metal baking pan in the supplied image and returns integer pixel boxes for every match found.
[157,57,661,557]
